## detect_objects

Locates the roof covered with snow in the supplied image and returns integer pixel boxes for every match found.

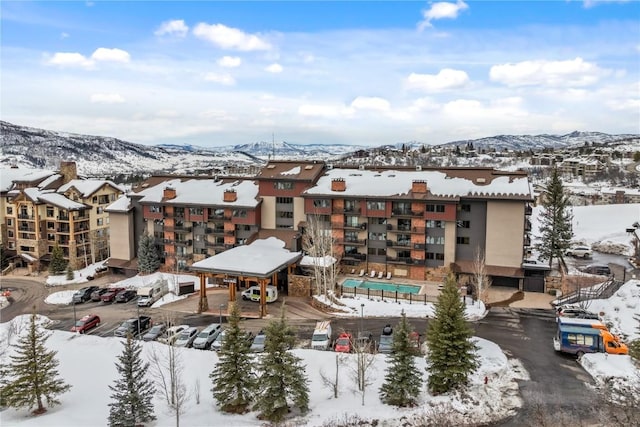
[106,195,132,212]
[0,167,56,192]
[305,168,533,200]
[58,179,124,197]
[190,237,302,277]
[36,191,87,210]
[136,178,260,207]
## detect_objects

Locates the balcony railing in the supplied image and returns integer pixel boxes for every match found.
[386,240,411,248]
[18,214,34,220]
[343,253,366,261]
[333,207,361,214]
[175,240,193,247]
[164,226,193,232]
[337,238,366,245]
[344,222,367,230]
[387,256,424,265]
[391,209,412,217]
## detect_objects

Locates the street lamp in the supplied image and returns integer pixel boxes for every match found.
[219,304,225,325]
[360,303,364,336]
[72,299,77,333]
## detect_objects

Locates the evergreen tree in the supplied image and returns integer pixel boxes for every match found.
[536,167,574,268]
[426,274,478,395]
[629,314,640,361]
[379,311,423,407]
[137,233,160,275]
[1,311,71,414]
[254,305,309,422]
[65,264,74,280]
[210,302,256,413]
[0,243,10,270]
[48,243,66,275]
[107,334,156,426]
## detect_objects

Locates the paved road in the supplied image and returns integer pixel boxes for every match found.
[1,275,603,425]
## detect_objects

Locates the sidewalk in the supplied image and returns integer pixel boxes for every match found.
[486,286,555,309]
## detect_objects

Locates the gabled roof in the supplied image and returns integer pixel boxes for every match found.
[20,188,87,210]
[0,167,57,192]
[190,237,302,278]
[106,195,133,213]
[58,179,124,198]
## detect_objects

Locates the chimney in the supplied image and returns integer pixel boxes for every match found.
[412,180,427,194]
[331,178,346,192]
[163,186,176,200]
[224,189,237,202]
[59,161,78,184]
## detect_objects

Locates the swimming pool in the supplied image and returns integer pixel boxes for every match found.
[342,278,421,294]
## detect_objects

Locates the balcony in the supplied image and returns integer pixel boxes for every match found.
[57,214,69,221]
[18,213,34,220]
[175,240,193,247]
[387,256,424,265]
[164,226,193,232]
[337,238,366,245]
[344,222,367,230]
[386,240,411,248]
[205,241,225,249]
[391,209,412,217]
[18,226,36,232]
[333,207,361,214]
[57,227,71,234]
[343,252,366,261]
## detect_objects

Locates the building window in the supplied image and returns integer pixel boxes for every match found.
[313,199,330,208]
[456,236,470,245]
[426,220,444,228]
[96,207,104,214]
[426,236,445,245]
[7,230,14,238]
[274,182,294,190]
[366,201,385,210]
[97,218,104,226]
[149,205,161,213]
[189,207,203,215]
[426,252,445,260]
[367,247,387,256]
[233,209,247,218]
[368,232,386,241]
[426,204,445,213]
[276,224,293,229]
[460,204,471,212]
[456,220,470,228]
[46,207,54,217]
[372,218,387,225]
[6,206,13,215]
[276,197,293,204]
[7,219,13,227]
[277,211,293,219]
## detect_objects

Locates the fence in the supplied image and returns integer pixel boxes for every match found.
[339,285,438,304]
[552,277,622,307]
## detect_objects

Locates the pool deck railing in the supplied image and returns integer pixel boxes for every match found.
[338,284,439,304]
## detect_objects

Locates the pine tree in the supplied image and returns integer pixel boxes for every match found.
[210,302,256,413]
[426,273,479,395]
[137,233,160,275]
[107,334,156,426]
[254,305,309,422]
[48,243,67,275]
[65,264,74,280]
[536,167,574,268]
[379,311,423,407]
[1,311,71,414]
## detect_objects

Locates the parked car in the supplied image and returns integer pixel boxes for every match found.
[174,327,199,348]
[72,286,100,304]
[159,325,190,345]
[89,287,110,302]
[210,329,228,351]
[582,264,611,276]
[565,246,592,258]
[378,324,394,354]
[192,323,223,350]
[142,323,167,342]
[114,316,153,337]
[115,289,137,303]
[250,331,267,353]
[334,332,352,353]
[101,287,125,303]
[70,314,101,333]
[355,331,374,351]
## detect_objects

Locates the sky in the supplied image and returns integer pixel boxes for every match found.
[1,1,639,146]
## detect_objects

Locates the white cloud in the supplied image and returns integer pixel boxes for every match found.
[60,32,69,39]
[418,1,468,30]
[265,63,283,73]
[193,23,271,51]
[217,56,242,68]
[203,72,236,86]
[154,19,189,37]
[91,47,130,63]
[350,96,390,112]
[90,93,125,104]
[489,57,608,87]
[406,68,470,92]
[46,52,94,69]
[298,104,344,118]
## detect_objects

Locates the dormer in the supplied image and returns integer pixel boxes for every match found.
[224,189,237,202]
[331,178,346,192]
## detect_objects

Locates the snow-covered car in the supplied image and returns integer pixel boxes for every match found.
[173,327,199,348]
[250,331,267,353]
[565,246,592,258]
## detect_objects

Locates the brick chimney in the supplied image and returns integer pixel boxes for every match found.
[224,189,237,202]
[59,161,78,184]
[163,186,176,200]
[331,178,346,192]
[412,180,428,194]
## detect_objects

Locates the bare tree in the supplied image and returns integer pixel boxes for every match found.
[472,246,491,306]
[319,353,341,398]
[303,214,341,297]
[346,337,376,406]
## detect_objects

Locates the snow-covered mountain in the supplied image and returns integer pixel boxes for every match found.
[1,121,637,177]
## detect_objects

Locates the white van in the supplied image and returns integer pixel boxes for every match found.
[311,320,332,350]
[241,285,278,303]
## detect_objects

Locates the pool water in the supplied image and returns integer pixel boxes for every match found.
[342,278,421,294]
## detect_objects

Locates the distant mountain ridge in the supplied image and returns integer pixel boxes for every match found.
[1,120,637,177]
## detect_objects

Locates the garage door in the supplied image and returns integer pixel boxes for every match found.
[523,276,545,293]
[491,276,520,288]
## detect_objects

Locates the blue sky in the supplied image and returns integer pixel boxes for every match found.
[1,1,639,147]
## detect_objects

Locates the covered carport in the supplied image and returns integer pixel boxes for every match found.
[190,237,302,318]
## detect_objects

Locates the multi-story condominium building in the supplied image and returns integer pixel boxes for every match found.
[557,156,606,179]
[108,161,537,291]
[106,175,262,274]
[1,162,124,271]
[303,165,535,288]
